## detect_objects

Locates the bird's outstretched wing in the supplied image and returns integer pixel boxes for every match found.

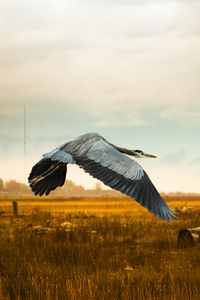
[73,139,177,223]
[28,139,74,196]
[28,159,67,196]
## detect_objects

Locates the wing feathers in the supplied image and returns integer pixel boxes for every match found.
[76,157,177,223]
[28,159,67,196]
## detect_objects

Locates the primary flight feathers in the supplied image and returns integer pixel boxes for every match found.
[28,133,178,223]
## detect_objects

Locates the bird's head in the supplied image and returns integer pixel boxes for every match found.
[133,150,157,158]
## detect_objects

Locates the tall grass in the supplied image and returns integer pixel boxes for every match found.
[0,198,200,299]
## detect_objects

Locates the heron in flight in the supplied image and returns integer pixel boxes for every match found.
[28,133,177,223]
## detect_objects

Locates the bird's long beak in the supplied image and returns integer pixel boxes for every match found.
[143,153,157,158]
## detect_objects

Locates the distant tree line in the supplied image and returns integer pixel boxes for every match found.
[0,178,199,197]
[0,178,31,195]
[0,178,120,197]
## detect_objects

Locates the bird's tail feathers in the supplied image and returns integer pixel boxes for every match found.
[28,158,67,196]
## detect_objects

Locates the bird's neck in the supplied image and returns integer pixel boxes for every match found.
[104,139,137,156]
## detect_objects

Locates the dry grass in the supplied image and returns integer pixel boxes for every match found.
[0,196,200,299]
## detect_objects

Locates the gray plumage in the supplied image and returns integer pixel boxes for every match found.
[28,133,178,223]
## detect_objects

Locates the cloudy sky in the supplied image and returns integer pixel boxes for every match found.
[0,0,200,193]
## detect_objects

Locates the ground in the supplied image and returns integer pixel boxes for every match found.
[0,196,200,300]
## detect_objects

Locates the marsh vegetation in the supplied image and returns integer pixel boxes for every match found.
[0,196,200,299]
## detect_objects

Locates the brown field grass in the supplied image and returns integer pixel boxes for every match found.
[0,196,200,299]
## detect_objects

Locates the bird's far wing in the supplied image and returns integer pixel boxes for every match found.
[28,159,67,196]
[28,138,75,196]
[42,139,75,164]
[75,139,177,223]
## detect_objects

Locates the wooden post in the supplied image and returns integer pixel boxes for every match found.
[13,201,18,215]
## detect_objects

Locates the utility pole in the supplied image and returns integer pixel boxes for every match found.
[24,106,26,183]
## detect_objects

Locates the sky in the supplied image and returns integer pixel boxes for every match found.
[0,0,200,193]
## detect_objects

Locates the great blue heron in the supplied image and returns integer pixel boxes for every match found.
[28,133,177,223]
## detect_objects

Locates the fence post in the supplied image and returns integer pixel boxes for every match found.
[12,201,18,215]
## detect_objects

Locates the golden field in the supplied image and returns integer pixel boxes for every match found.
[0,196,200,300]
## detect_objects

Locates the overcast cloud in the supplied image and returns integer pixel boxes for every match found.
[0,0,200,192]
